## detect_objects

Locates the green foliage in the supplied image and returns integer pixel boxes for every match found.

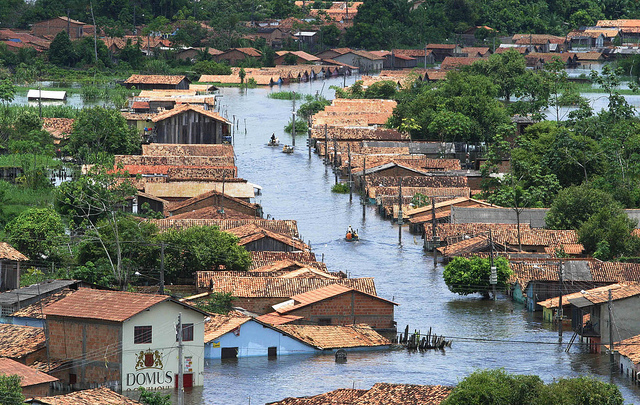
[20,267,49,287]
[156,226,251,283]
[4,207,66,264]
[443,257,511,298]
[268,91,303,100]
[578,204,640,260]
[363,81,397,99]
[545,185,617,230]
[193,60,232,75]
[138,387,171,405]
[443,369,624,405]
[331,183,349,193]
[411,193,431,208]
[297,96,330,120]
[283,52,298,65]
[284,118,308,134]
[66,107,141,163]
[194,292,234,314]
[0,374,24,405]
[0,79,15,106]
[48,31,76,67]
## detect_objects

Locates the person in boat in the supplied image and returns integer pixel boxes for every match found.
[347,225,356,239]
[270,133,276,143]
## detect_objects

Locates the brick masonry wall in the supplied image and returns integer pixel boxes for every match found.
[22,383,50,398]
[47,316,121,388]
[115,155,235,167]
[287,292,395,329]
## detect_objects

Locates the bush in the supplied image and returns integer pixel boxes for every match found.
[284,118,308,134]
[268,91,303,100]
[332,183,349,193]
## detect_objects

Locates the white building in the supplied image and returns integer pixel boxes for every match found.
[44,289,207,391]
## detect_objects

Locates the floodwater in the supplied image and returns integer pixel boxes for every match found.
[152,76,640,405]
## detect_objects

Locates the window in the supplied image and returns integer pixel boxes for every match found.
[318,318,331,326]
[134,326,152,344]
[221,347,238,359]
[268,347,277,358]
[177,323,194,342]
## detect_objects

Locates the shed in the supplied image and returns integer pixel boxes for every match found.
[151,104,230,144]
[0,242,27,292]
[26,90,67,101]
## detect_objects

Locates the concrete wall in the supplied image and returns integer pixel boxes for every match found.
[598,295,640,348]
[451,207,549,228]
[205,320,314,359]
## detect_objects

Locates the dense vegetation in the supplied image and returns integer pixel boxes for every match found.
[442,369,624,405]
[4,0,640,52]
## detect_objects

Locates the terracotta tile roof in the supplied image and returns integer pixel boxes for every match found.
[512,34,566,43]
[461,47,491,56]
[0,324,45,359]
[167,206,253,220]
[142,143,234,157]
[249,251,323,270]
[538,283,624,309]
[115,154,235,167]
[231,226,309,251]
[121,112,157,121]
[131,101,150,110]
[29,359,67,373]
[256,312,304,325]
[124,74,188,85]
[544,243,585,256]
[597,19,640,28]
[165,188,258,214]
[204,312,251,342]
[274,324,390,350]
[612,334,640,365]
[195,275,377,297]
[425,70,448,80]
[10,289,76,319]
[392,49,432,58]
[153,219,299,238]
[275,284,396,314]
[42,118,74,140]
[355,383,452,405]
[437,236,490,257]
[427,44,457,49]
[119,164,237,180]
[423,223,528,243]
[506,259,640,287]
[250,259,317,273]
[43,289,168,322]
[0,242,28,261]
[441,56,486,70]
[495,46,528,54]
[227,47,262,57]
[267,388,368,405]
[27,386,141,404]
[276,50,320,62]
[576,52,605,61]
[151,103,230,124]
[0,358,57,387]
[366,174,468,190]
[526,52,576,63]
[277,267,338,279]
[571,282,640,305]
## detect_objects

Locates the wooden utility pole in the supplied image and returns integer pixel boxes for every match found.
[348,143,352,202]
[398,177,403,244]
[324,124,328,164]
[432,197,437,266]
[159,242,165,295]
[558,259,563,339]
[608,289,614,364]
[362,156,367,219]
[292,92,296,147]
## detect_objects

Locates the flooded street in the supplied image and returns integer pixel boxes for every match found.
[168,77,640,405]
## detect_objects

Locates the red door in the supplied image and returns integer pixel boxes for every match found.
[175,374,193,388]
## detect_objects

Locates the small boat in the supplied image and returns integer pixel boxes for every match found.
[268,138,280,146]
[282,145,294,154]
[345,229,359,242]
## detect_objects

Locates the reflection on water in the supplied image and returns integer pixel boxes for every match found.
[113,75,640,404]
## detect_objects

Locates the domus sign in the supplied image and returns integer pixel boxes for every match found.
[125,349,174,388]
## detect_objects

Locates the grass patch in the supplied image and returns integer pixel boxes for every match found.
[268,91,304,100]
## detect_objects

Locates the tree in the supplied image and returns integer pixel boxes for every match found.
[4,207,66,264]
[238,67,246,84]
[363,80,397,99]
[320,24,341,47]
[539,376,624,405]
[443,256,511,298]
[156,225,251,283]
[67,107,141,163]
[283,52,298,65]
[0,78,15,106]
[0,374,24,405]
[545,184,616,230]
[578,204,640,260]
[48,31,76,67]
[55,165,139,288]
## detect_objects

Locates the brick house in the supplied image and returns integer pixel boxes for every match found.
[0,323,46,365]
[266,284,397,332]
[0,358,57,398]
[166,188,261,215]
[43,289,207,391]
[151,104,230,144]
[256,27,286,48]
[216,48,262,65]
[195,275,377,314]
[32,16,94,39]
[0,242,27,292]
[426,44,463,62]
